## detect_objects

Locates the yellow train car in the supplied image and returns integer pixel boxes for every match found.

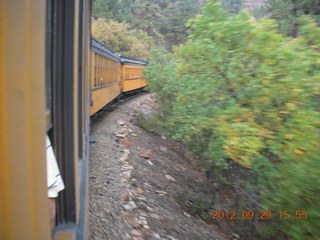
[1,0,91,239]
[120,56,148,93]
[90,39,121,116]
[1,1,149,240]
[89,40,148,116]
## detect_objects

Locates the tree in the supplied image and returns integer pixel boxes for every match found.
[92,0,136,22]
[159,0,203,47]
[91,0,204,49]
[131,0,163,42]
[92,19,153,59]
[92,0,122,20]
[221,0,244,14]
[266,0,320,36]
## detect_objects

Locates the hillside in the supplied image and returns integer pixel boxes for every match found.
[244,0,266,11]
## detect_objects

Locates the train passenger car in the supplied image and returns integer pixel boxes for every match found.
[120,56,148,93]
[1,0,91,240]
[90,39,121,116]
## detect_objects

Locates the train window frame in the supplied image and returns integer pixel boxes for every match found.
[46,0,54,131]
[49,0,77,225]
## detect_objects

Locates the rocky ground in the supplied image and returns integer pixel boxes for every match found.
[89,93,235,240]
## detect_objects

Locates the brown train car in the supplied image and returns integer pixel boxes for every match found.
[120,56,148,93]
[1,0,91,240]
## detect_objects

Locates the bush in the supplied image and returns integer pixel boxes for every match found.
[144,1,320,239]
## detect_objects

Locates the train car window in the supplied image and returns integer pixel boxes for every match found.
[93,52,120,88]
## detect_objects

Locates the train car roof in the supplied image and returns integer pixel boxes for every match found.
[120,55,148,66]
[91,38,121,62]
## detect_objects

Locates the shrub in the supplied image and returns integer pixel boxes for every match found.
[144,1,320,238]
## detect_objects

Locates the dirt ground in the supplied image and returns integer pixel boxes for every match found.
[89,93,233,240]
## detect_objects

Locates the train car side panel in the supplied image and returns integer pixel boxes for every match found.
[0,0,51,239]
[90,83,121,115]
[121,65,148,92]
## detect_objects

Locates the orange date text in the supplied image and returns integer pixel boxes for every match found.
[212,210,308,220]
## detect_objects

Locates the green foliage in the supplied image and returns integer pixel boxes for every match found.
[130,0,162,41]
[92,0,135,22]
[177,190,212,220]
[158,0,203,48]
[135,113,162,134]
[265,0,320,36]
[92,19,153,59]
[144,1,320,238]
[92,0,204,49]
[143,48,180,114]
[92,0,122,21]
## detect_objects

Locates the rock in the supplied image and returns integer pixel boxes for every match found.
[116,133,126,138]
[165,174,176,182]
[139,150,152,159]
[152,233,161,239]
[128,201,137,209]
[122,170,132,178]
[143,183,152,188]
[139,153,150,159]
[161,135,167,140]
[137,202,151,212]
[143,225,150,229]
[139,212,148,217]
[124,233,132,239]
[136,196,147,202]
[123,212,140,228]
[167,236,179,240]
[118,127,129,134]
[123,204,133,211]
[136,188,144,195]
[117,120,126,126]
[150,213,161,220]
[183,212,191,217]
[159,146,168,153]
[123,211,131,217]
[145,101,160,109]
[122,165,134,170]
[124,149,130,153]
[120,190,131,202]
[131,229,142,237]
[155,190,167,196]
[120,152,130,161]
[232,233,240,239]
[121,138,132,149]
